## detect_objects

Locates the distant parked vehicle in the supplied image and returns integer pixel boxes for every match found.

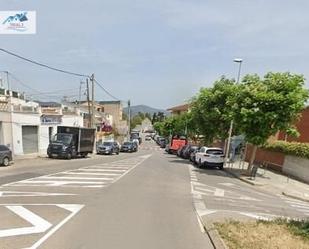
[131,132,142,144]
[179,144,191,158]
[0,145,12,166]
[189,147,200,164]
[97,141,119,155]
[47,126,95,159]
[145,135,152,141]
[120,141,138,152]
[177,145,186,157]
[158,137,166,147]
[159,138,168,148]
[168,136,187,154]
[183,145,199,159]
[165,144,170,152]
[195,147,224,170]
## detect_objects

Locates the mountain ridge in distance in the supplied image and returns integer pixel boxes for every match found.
[123,105,169,117]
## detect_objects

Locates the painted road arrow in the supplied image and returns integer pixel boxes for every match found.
[0,205,52,237]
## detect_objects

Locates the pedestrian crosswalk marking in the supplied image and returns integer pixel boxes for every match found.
[38,176,114,181]
[62,172,120,176]
[77,169,127,172]
[2,155,152,189]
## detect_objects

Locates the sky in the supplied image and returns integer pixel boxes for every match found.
[1,0,309,109]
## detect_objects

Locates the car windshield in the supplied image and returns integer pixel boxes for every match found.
[123,142,132,145]
[51,134,72,145]
[103,142,113,146]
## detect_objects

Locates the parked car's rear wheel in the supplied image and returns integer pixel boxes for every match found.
[3,157,9,166]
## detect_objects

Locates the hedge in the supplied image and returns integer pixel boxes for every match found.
[263,141,309,159]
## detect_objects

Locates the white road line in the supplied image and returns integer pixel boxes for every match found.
[194,187,213,193]
[76,169,126,172]
[218,183,235,186]
[38,176,114,181]
[0,191,75,197]
[87,166,129,169]
[18,180,106,186]
[239,212,270,221]
[62,172,120,176]
[26,204,84,249]
[0,206,52,238]
[291,204,309,209]
[214,188,225,197]
[112,154,152,183]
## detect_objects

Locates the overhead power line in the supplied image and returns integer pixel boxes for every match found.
[94,78,120,101]
[0,48,89,78]
[1,48,121,102]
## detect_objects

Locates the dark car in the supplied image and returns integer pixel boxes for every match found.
[0,145,12,166]
[158,137,167,148]
[179,144,191,158]
[177,145,186,157]
[97,142,120,155]
[183,145,199,159]
[120,141,138,152]
[189,147,200,164]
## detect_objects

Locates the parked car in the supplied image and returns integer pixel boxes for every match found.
[195,147,224,170]
[0,145,12,166]
[165,144,170,152]
[167,136,187,154]
[183,145,199,159]
[190,147,200,164]
[97,141,120,155]
[145,135,152,141]
[157,137,166,147]
[131,138,140,147]
[179,144,191,158]
[177,145,186,157]
[120,141,138,152]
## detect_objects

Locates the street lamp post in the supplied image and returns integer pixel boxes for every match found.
[224,58,243,167]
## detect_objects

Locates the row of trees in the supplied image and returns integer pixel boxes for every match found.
[154,72,309,169]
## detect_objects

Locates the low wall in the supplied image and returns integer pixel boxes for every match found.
[283,156,309,183]
[245,145,285,171]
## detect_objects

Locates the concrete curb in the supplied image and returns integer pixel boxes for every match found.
[203,221,229,249]
[193,208,228,249]
[224,169,266,186]
[282,191,309,203]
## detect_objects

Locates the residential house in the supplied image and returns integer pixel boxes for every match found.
[167,104,189,116]
[245,106,309,171]
[0,88,40,156]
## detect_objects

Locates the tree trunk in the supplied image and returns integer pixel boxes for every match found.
[247,145,257,173]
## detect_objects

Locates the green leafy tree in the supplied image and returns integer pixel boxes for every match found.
[152,113,158,124]
[145,112,152,120]
[233,72,309,170]
[190,77,238,144]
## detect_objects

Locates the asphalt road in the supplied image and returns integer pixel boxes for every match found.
[0,141,214,249]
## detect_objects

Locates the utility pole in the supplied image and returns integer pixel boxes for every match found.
[86,78,91,128]
[225,58,243,167]
[79,80,84,109]
[128,100,131,140]
[91,74,95,129]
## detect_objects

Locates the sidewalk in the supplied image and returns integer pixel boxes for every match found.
[225,160,309,202]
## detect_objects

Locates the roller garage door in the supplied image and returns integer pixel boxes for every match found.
[22,126,38,154]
